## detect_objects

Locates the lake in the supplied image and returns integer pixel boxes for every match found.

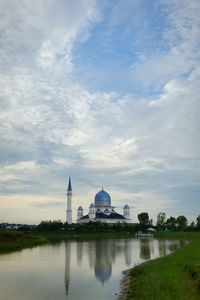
[0,238,185,300]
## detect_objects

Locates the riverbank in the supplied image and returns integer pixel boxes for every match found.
[41,230,132,241]
[120,232,200,300]
[0,230,132,253]
[1,230,200,299]
[0,230,47,253]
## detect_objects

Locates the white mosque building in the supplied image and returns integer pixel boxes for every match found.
[66,177,131,224]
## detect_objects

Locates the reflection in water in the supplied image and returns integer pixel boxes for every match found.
[64,238,184,298]
[125,239,132,266]
[168,242,179,252]
[64,239,133,294]
[158,239,167,257]
[88,240,96,269]
[65,242,71,297]
[140,239,151,260]
[76,241,83,265]
[158,239,180,257]
[95,240,112,283]
[0,238,186,300]
[93,239,133,283]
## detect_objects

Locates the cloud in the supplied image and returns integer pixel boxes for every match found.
[0,0,199,224]
[31,199,66,208]
[130,0,200,89]
[0,0,101,72]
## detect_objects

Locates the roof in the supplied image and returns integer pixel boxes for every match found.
[124,204,130,209]
[67,176,72,191]
[96,212,108,219]
[94,189,111,207]
[108,212,125,219]
[79,214,89,220]
[79,212,125,220]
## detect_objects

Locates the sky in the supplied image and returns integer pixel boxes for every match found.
[0,0,200,225]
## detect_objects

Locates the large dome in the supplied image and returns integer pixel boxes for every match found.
[95,189,111,207]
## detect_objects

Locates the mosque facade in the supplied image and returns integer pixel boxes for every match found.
[66,177,131,224]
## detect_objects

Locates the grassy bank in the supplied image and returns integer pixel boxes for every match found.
[0,230,47,253]
[41,230,132,241]
[125,233,200,300]
[154,231,200,240]
[0,230,132,253]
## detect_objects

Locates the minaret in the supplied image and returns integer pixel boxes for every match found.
[77,206,83,220]
[89,203,95,220]
[66,177,72,224]
[123,204,130,222]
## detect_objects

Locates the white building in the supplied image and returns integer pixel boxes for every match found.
[77,187,131,224]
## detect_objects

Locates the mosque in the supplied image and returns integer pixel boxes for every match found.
[66,177,131,224]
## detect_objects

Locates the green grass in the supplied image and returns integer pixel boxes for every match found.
[126,233,200,300]
[0,230,132,253]
[154,231,200,240]
[0,230,47,253]
[41,230,132,240]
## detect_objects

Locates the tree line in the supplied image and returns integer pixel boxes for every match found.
[4,213,199,233]
[34,213,200,233]
[138,212,200,232]
[36,220,136,233]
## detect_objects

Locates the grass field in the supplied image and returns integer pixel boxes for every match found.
[0,229,132,253]
[41,230,132,240]
[0,230,47,253]
[125,232,200,300]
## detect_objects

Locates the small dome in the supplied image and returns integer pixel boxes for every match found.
[124,204,130,209]
[95,188,111,207]
[90,203,95,208]
[78,206,83,210]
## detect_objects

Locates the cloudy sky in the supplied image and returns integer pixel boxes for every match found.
[0,0,200,224]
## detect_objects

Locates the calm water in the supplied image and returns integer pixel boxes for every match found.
[0,238,185,300]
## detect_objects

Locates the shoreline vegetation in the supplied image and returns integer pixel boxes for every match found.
[1,229,199,253]
[0,230,47,253]
[0,230,200,299]
[119,232,200,300]
[0,230,133,253]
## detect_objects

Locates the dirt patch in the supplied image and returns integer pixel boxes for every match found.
[116,269,132,300]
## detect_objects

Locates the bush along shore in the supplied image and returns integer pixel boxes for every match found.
[0,230,47,253]
[0,221,142,253]
[0,229,133,254]
[119,232,200,300]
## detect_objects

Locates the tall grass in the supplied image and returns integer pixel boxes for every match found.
[0,230,47,253]
[126,235,200,300]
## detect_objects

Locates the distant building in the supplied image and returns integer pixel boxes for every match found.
[65,177,131,224]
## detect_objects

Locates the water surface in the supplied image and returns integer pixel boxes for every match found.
[0,238,185,300]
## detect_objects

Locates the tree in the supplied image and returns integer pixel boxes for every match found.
[187,221,195,232]
[156,212,166,230]
[149,219,153,226]
[37,220,63,231]
[197,215,200,230]
[177,215,188,231]
[165,216,177,231]
[138,212,149,227]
